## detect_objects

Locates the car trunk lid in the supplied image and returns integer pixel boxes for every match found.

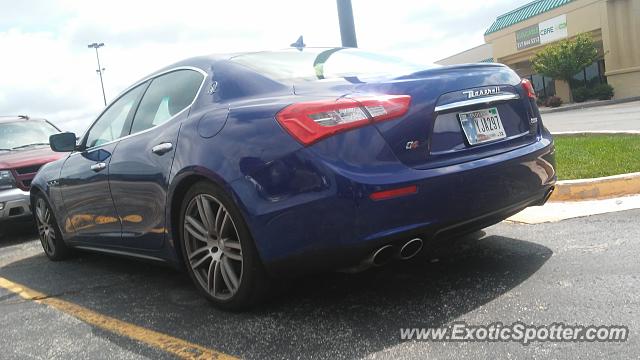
[358,64,538,169]
[295,63,539,169]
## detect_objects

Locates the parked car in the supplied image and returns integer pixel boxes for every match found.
[32,48,556,310]
[0,116,64,223]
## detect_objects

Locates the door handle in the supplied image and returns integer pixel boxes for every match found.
[151,142,173,155]
[90,162,107,172]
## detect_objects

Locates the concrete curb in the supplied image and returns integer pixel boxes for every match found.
[552,130,640,136]
[549,130,640,202]
[548,131,640,202]
[550,172,640,202]
[540,97,640,114]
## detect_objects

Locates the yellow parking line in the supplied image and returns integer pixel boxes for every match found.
[0,277,237,360]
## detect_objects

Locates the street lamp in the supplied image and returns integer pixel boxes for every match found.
[87,42,107,106]
[336,0,358,48]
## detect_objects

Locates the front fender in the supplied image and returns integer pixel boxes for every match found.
[30,155,70,237]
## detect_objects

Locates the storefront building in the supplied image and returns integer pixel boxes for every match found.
[437,0,640,103]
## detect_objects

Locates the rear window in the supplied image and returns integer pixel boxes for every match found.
[230,48,435,82]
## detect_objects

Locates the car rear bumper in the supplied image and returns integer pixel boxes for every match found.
[234,133,556,275]
[0,188,32,221]
[265,189,551,275]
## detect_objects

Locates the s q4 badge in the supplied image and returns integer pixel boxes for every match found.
[406,140,420,150]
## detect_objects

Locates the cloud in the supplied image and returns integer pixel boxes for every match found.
[0,0,529,133]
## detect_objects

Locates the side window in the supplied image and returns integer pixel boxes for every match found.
[130,70,203,134]
[85,83,147,148]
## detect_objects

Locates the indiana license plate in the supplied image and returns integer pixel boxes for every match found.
[458,107,507,145]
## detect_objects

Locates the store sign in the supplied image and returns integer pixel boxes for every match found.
[516,24,541,50]
[539,15,568,43]
[516,15,568,50]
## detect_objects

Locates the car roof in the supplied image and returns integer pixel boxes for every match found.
[108,48,349,106]
[152,47,346,74]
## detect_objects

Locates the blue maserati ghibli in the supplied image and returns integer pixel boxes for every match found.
[33,48,556,309]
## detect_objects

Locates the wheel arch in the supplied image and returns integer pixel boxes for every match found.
[29,184,49,211]
[29,184,44,201]
[167,169,248,267]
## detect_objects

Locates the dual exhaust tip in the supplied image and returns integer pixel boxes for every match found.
[370,238,424,267]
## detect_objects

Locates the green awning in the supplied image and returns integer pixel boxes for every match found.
[485,0,574,35]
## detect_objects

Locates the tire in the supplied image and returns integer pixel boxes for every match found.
[33,194,72,261]
[179,181,271,310]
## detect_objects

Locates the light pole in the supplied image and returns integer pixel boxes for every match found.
[336,0,358,48]
[87,42,107,106]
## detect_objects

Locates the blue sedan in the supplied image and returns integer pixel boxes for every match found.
[33,48,556,310]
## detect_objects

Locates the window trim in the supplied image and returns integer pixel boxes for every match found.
[76,66,208,154]
[125,68,207,137]
[82,80,150,150]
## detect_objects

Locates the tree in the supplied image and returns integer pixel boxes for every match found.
[531,33,599,102]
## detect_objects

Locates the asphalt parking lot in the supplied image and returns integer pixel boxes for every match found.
[1,210,639,359]
[542,100,640,132]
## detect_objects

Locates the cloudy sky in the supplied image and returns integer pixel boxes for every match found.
[0,0,531,133]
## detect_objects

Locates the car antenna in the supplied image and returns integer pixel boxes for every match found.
[290,36,305,51]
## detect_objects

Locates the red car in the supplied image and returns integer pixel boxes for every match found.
[0,116,64,222]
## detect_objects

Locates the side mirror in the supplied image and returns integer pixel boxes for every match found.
[50,132,77,152]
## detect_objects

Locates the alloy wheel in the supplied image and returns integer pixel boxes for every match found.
[183,194,243,301]
[35,197,56,256]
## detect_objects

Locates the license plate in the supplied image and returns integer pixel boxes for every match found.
[458,107,506,145]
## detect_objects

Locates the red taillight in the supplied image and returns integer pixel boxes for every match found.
[521,78,536,99]
[276,95,411,145]
[370,185,418,201]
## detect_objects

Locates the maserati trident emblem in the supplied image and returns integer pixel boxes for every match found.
[462,87,501,99]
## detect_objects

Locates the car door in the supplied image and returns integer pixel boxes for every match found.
[108,69,205,250]
[59,82,148,243]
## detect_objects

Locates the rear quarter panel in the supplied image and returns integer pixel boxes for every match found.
[168,95,305,262]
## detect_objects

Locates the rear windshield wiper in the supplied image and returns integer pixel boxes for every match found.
[11,142,49,150]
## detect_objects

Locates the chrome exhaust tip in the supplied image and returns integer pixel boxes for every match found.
[536,186,555,206]
[398,238,423,260]
[371,244,395,267]
[338,244,397,273]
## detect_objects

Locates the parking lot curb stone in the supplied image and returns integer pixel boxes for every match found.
[549,131,640,202]
[540,97,640,114]
[550,172,640,202]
